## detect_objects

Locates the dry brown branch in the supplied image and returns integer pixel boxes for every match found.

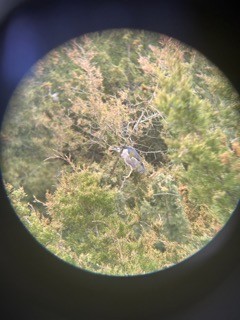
[133,110,145,131]
[33,195,47,207]
[138,149,165,155]
[44,149,76,170]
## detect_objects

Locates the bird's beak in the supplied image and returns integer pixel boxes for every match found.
[109,146,115,153]
[109,146,121,153]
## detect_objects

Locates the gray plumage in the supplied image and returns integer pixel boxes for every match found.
[110,146,146,175]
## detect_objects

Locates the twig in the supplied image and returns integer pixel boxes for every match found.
[120,176,127,190]
[109,157,120,176]
[153,192,179,196]
[120,169,132,190]
[33,195,48,207]
[138,149,165,154]
[133,110,145,131]
[44,149,76,170]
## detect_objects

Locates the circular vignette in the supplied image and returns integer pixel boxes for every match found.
[1,1,240,319]
[1,28,240,276]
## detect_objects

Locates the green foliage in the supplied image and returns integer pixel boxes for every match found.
[1,29,239,275]
[47,170,116,232]
[138,36,240,223]
[4,183,76,264]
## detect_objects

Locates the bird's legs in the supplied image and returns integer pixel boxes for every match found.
[125,167,133,179]
[120,168,133,189]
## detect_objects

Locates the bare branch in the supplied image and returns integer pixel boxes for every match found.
[138,149,165,155]
[133,110,145,131]
[44,149,76,170]
[33,195,48,207]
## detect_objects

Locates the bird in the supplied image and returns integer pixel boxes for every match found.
[110,146,146,178]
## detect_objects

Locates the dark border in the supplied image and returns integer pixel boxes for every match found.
[1,1,240,319]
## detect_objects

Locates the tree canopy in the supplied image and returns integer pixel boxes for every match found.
[1,29,239,275]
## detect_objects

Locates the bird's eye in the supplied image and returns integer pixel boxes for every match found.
[1,28,239,276]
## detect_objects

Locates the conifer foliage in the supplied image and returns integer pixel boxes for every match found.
[1,29,239,275]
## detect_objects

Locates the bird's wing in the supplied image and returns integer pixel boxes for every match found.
[128,147,141,161]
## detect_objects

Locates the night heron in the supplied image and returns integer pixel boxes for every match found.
[110,146,146,178]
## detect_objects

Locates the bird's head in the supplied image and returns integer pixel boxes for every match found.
[109,146,122,153]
